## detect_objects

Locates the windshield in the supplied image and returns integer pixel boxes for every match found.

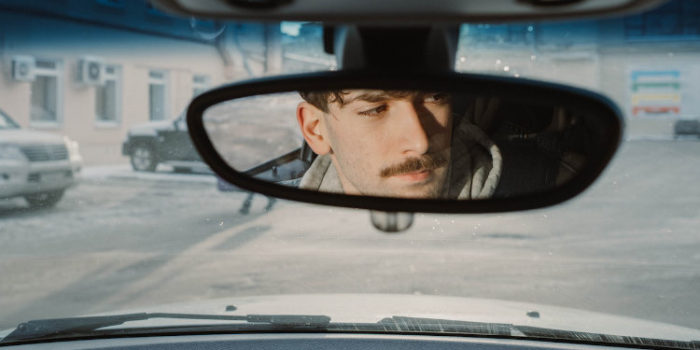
[1,0,699,345]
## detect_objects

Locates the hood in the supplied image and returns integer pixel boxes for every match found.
[0,128,65,146]
[128,120,175,136]
[4,294,697,342]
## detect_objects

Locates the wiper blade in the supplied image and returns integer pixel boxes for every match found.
[516,325,700,350]
[375,316,515,336]
[2,312,331,342]
[374,316,700,350]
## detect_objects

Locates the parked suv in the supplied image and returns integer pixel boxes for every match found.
[0,109,81,208]
[122,112,206,172]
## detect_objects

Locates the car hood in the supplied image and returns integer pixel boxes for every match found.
[128,120,174,136]
[0,128,65,146]
[3,294,698,341]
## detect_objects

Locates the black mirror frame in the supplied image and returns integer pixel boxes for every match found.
[187,70,623,214]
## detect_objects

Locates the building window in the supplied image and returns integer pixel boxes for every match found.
[192,74,210,97]
[95,65,120,125]
[148,70,167,121]
[30,59,62,127]
[624,0,700,40]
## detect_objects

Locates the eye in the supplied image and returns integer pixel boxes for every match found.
[358,104,388,117]
[424,93,449,104]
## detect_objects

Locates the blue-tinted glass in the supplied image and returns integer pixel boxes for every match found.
[623,0,700,39]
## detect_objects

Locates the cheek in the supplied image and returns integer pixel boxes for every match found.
[437,107,453,128]
[329,121,386,172]
[431,110,454,148]
[431,132,451,150]
[365,122,399,162]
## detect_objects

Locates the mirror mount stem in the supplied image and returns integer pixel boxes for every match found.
[370,211,415,233]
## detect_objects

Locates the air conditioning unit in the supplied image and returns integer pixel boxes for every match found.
[12,56,36,82]
[78,57,105,86]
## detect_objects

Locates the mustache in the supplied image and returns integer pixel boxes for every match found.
[380,152,449,178]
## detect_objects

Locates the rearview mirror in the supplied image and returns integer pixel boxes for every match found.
[187,71,622,213]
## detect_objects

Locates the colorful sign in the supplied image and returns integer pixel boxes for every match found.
[629,70,682,117]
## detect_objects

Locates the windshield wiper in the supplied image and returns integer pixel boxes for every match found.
[372,316,516,336]
[4,314,699,350]
[2,313,331,342]
[2,315,516,343]
[371,316,700,350]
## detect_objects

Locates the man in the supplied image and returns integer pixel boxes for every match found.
[295,89,502,199]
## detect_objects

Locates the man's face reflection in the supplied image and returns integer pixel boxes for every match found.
[302,90,453,198]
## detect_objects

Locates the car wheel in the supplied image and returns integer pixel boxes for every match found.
[130,144,157,172]
[25,190,65,208]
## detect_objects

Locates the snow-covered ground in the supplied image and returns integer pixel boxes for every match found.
[81,164,217,184]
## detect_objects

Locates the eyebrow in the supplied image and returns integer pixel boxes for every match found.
[341,91,417,106]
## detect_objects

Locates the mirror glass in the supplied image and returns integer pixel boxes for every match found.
[202,89,605,200]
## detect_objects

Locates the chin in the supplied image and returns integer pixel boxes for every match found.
[392,188,442,199]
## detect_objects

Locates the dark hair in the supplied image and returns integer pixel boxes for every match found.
[298,91,344,113]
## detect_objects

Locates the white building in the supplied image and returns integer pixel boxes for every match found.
[0,1,287,165]
[457,1,700,139]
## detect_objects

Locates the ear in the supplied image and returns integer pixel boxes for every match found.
[297,102,331,155]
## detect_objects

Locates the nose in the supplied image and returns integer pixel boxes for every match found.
[395,101,430,155]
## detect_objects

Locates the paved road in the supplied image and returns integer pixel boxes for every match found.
[1,140,699,332]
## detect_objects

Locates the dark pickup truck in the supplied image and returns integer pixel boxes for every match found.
[122,113,208,172]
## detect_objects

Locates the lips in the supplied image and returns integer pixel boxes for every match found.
[393,169,431,182]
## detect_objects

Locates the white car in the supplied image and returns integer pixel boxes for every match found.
[0,109,81,208]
